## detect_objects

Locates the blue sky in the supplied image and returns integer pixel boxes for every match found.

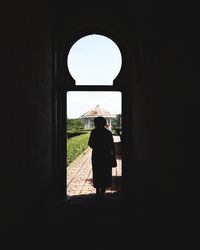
[66,34,122,118]
[67,91,122,119]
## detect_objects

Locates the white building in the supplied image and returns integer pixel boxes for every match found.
[81,105,116,130]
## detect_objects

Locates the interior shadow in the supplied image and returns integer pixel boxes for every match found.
[68,176,122,205]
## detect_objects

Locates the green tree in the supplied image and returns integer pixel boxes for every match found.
[67,118,84,131]
[112,114,122,129]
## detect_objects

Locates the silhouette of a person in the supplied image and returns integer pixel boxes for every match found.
[88,116,117,199]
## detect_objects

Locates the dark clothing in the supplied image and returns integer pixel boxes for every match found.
[88,127,116,188]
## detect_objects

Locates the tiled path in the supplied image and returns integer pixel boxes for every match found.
[66,135,122,199]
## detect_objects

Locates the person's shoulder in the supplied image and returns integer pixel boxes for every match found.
[104,128,112,135]
[90,128,97,134]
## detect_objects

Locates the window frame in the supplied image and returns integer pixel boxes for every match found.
[54,28,131,203]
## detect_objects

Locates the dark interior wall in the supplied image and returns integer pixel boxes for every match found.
[132,1,199,219]
[56,0,199,222]
[0,0,199,237]
[1,3,53,232]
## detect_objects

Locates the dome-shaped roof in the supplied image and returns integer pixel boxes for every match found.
[81,105,116,118]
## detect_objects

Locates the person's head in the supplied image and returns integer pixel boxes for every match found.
[94,116,107,128]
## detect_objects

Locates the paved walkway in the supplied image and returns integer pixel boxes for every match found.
[66,136,122,199]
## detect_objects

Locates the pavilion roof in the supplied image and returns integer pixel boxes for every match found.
[81,105,116,118]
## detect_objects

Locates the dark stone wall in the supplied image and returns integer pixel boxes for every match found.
[132,1,199,219]
[0,0,199,244]
[0,2,53,232]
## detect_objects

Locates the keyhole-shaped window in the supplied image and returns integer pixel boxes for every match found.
[67,34,122,85]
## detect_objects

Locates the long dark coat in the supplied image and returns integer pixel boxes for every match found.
[88,127,116,188]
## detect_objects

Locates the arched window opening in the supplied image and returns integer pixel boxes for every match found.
[65,33,123,202]
[67,34,122,86]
